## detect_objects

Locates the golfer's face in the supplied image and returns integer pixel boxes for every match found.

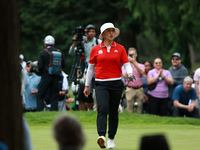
[102,28,115,41]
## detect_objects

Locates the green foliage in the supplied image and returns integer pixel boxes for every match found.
[125,0,200,69]
[19,0,124,73]
[20,0,200,72]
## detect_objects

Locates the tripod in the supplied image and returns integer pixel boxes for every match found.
[68,47,84,86]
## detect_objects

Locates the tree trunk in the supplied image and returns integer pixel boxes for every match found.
[188,43,195,70]
[0,0,23,150]
[117,8,137,50]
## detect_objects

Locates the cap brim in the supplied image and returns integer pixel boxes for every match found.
[172,55,181,58]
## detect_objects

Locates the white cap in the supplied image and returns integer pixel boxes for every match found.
[19,54,24,59]
[44,35,55,45]
[99,23,120,40]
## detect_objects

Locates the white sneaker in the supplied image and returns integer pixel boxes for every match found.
[107,139,115,149]
[97,136,106,148]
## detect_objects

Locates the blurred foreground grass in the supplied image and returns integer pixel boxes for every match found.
[25,111,200,150]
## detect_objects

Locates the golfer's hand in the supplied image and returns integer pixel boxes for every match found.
[128,74,136,81]
[128,73,133,78]
[83,86,90,98]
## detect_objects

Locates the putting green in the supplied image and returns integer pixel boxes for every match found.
[29,124,200,150]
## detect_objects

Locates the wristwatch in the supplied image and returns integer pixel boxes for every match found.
[158,76,162,81]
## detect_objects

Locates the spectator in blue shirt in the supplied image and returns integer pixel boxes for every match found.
[172,76,199,118]
[24,61,41,112]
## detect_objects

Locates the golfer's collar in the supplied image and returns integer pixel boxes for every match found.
[100,41,116,48]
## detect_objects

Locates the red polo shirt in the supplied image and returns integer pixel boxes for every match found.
[89,41,129,80]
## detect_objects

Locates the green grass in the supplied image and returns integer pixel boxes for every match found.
[25,111,200,150]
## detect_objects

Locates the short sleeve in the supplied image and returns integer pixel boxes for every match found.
[89,47,96,64]
[147,70,153,77]
[172,86,181,100]
[121,47,129,64]
[194,69,200,81]
[165,70,172,77]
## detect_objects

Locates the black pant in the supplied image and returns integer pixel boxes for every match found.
[148,95,169,116]
[95,80,123,139]
[37,75,60,111]
[172,106,199,118]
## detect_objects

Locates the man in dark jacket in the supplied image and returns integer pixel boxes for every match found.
[168,52,188,98]
[37,35,66,111]
[168,52,188,115]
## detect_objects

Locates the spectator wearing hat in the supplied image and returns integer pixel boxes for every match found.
[19,54,26,69]
[69,24,101,67]
[69,24,101,111]
[36,35,66,111]
[24,61,41,112]
[172,76,199,118]
[168,52,188,115]
[84,22,133,149]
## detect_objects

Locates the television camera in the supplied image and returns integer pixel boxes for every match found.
[68,26,86,87]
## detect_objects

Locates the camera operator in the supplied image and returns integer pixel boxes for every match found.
[69,24,101,111]
[37,35,66,111]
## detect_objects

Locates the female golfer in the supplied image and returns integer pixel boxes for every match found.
[84,22,133,149]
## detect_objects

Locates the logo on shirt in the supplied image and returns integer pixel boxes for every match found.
[99,50,103,54]
[114,50,118,53]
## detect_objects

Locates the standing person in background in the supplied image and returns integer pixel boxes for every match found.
[168,52,188,115]
[19,54,26,69]
[193,68,200,114]
[142,61,152,114]
[147,58,173,116]
[188,71,198,108]
[37,35,66,111]
[20,61,33,150]
[24,61,41,112]
[69,24,101,111]
[168,52,188,97]
[122,47,145,114]
[58,71,69,111]
[20,63,26,107]
[84,22,133,149]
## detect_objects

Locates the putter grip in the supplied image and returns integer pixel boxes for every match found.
[129,75,136,81]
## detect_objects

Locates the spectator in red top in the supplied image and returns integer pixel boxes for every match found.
[84,22,133,149]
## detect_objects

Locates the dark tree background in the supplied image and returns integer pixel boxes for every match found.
[20,0,200,73]
[20,0,200,74]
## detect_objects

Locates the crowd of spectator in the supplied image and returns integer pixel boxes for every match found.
[20,51,200,119]
[19,25,200,120]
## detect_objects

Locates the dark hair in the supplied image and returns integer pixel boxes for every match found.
[140,134,170,150]
[143,61,153,67]
[53,114,86,149]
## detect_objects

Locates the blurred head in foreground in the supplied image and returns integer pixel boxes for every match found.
[53,114,86,150]
[140,134,170,150]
